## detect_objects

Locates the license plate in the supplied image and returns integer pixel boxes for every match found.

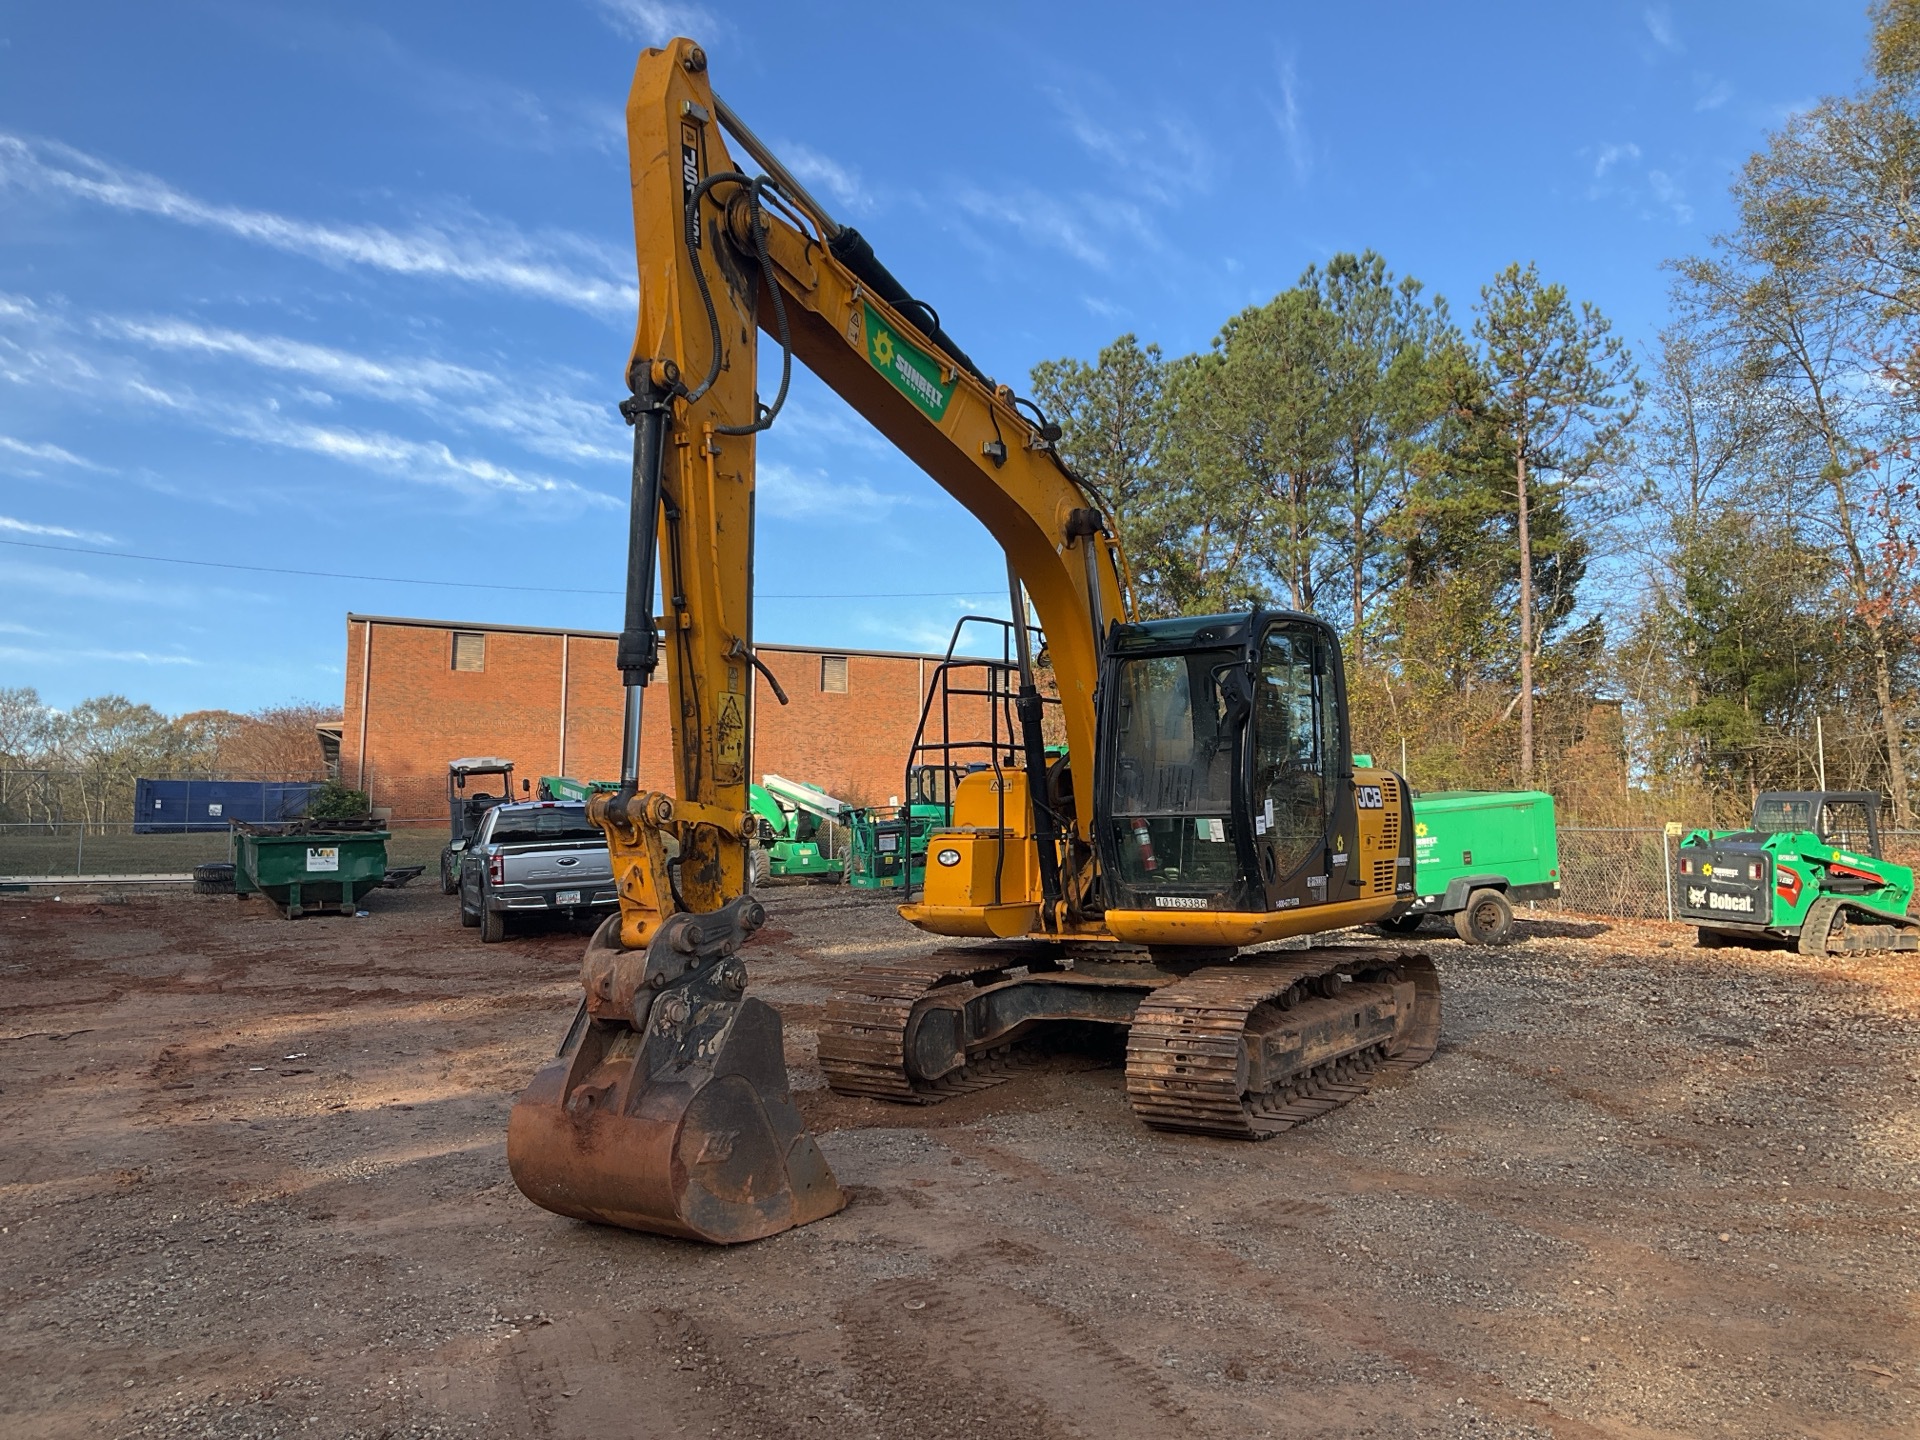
[556,890,581,907]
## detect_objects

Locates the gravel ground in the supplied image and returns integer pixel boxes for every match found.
[0,884,1915,1438]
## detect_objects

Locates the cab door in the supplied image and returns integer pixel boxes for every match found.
[1251,623,1351,910]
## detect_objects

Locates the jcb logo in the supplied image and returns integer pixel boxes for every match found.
[1356,785,1384,810]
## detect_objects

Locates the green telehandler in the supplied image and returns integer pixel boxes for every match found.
[752,775,847,881]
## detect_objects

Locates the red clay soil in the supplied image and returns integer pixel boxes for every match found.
[0,884,1915,1438]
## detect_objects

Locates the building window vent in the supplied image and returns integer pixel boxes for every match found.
[820,655,849,693]
[452,631,486,673]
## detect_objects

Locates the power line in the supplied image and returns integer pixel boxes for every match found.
[0,537,993,600]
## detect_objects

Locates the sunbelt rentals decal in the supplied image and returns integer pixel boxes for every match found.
[860,306,956,422]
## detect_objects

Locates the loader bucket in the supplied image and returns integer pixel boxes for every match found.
[507,898,846,1244]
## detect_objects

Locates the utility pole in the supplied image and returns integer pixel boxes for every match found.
[1516,444,1534,781]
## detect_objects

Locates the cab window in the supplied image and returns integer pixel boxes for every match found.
[1253,628,1333,885]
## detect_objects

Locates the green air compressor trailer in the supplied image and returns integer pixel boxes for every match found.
[1378,789,1560,944]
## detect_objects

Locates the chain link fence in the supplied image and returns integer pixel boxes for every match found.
[1551,828,1676,920]
[9,816,1920,919]
[1546,826,1920,921]
[0,823,447,881]
[0,823,233,879]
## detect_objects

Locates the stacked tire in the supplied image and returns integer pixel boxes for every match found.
[193,861,236,895]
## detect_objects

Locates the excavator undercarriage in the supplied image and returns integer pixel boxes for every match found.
[819,946,1439,1136]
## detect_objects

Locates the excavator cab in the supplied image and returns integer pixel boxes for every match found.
[1096,611,1357,921]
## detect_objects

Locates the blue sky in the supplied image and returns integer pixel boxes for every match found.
[0,0,1872,716]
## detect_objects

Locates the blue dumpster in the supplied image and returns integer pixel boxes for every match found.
[135,779,320,833]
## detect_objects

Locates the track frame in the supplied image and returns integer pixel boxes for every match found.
[818,945,1441,1136]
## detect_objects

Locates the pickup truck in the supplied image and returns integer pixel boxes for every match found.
[457,800,616,943]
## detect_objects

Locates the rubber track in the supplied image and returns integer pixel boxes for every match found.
[817,947,1045,1103]
[1798,896,1920,956]
[1124,950,1440,1139]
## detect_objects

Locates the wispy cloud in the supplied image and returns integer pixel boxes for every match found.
[1593,142,1641,179]
[1694,78,1733,112]
[0,434,109,471]
[954,185,1108,268]
[1049,91,1212,207]
[0,642,201,666]
[1585,142,1691,225]
[109,315,626,467]
[224,413,622,508]
[1647,169,1693,224]
[1,301,630,493]
[849,598,1002,654]
[223,9,591,155]
[100,317,487,406]
[0,513,117,544]
[1082,295,1126,321]
[591,0,718,43]
[758,462,908,521]
[0,558,224,608]
[778,141,870,216]
[1270,54,1311,183]
[1643,5,1682,53]
[771,393,894,458]
[0,134,636,316]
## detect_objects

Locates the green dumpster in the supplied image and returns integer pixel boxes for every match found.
[230,821,390,918]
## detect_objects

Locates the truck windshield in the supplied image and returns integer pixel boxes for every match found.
[489,807,605,845]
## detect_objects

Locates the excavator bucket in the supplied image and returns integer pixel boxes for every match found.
[507,897,846,1244]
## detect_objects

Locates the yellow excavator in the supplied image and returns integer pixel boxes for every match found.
[506,38,1440,1244]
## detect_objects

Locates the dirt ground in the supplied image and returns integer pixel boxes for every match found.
[0,882,1915,1439]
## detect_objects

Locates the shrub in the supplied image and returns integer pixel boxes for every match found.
[304,780,371,820]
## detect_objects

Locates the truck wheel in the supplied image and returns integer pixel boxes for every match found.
[1452,888,1514,945]
[439,848,459,895]
[459,891,480,928]
[1376,911,1424,935]
[480,908,506,944]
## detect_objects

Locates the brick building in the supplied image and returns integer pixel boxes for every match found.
[340,613,992,823]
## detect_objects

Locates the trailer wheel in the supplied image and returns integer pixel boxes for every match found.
[1452,888,1514,945]
[480,908,507,944]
